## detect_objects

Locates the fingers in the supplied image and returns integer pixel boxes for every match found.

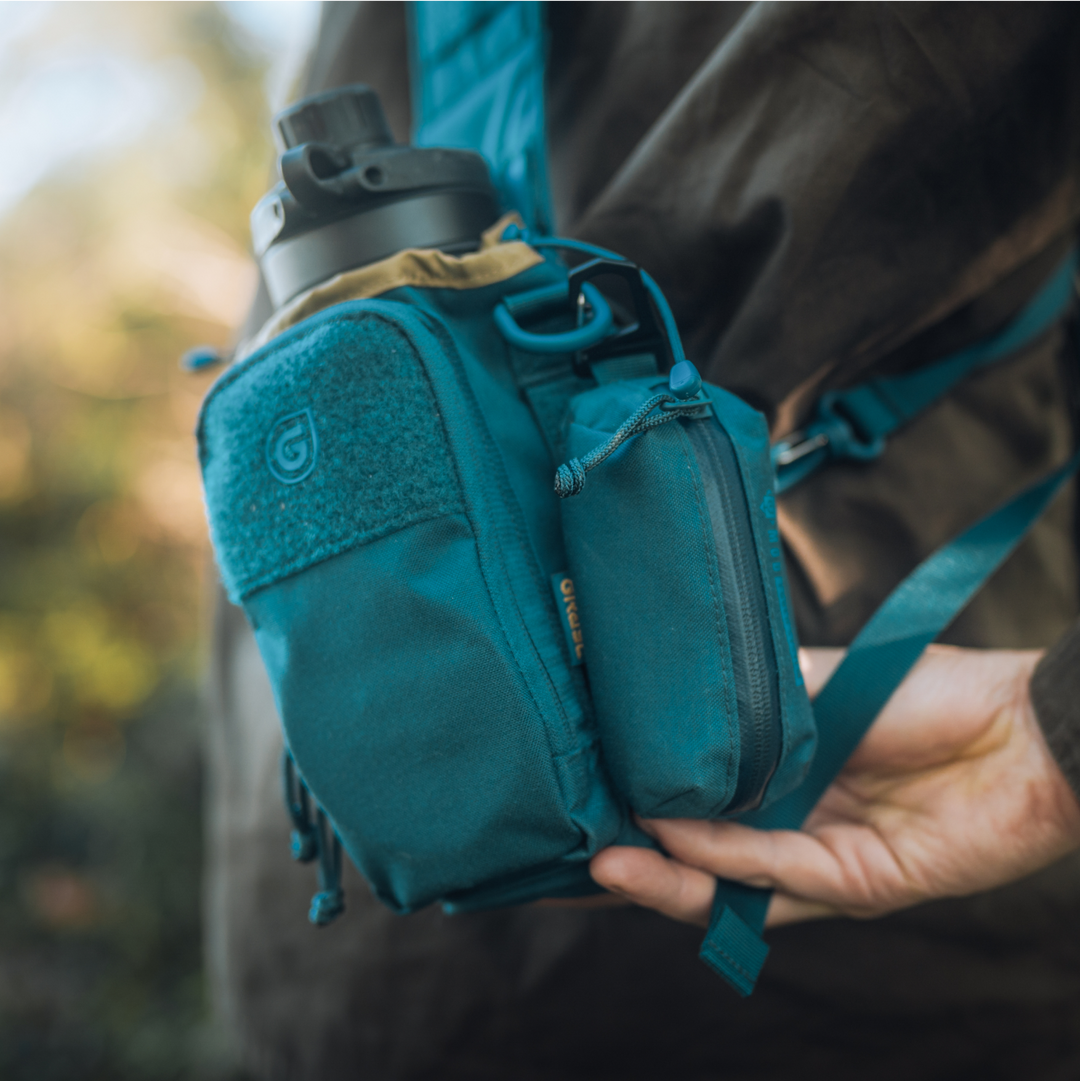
[589,843,843,930]
[798,647,845,698]
[593,817,854,915]
[591,648,1067,936]
[765,891,840,928]
[637,817,904,916]
[590,845,715,927]
[640,817,828,894]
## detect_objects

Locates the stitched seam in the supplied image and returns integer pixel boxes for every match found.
[234,500,463,601]
[704,930,760,981]
[352,304,582,783]
[713,946,753,981]
[414,308,581,757]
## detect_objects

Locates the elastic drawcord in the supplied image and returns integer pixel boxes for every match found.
[282,750,318,862]
[309,808,345,926]
[282,750,346,927]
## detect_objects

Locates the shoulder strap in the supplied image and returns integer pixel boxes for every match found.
[407,1,553,235]
[773,250,1078,492]
[700,446,1080,995]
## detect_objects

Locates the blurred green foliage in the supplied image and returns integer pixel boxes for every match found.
[0,3,285,1076]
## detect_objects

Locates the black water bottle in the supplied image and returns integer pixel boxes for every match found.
[251,84,502,309]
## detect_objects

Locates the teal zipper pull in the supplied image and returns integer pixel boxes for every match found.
[668,360,702,400]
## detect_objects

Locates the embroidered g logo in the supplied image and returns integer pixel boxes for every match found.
[266,408,318,484]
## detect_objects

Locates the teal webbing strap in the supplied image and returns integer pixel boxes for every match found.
[503,346,591,460]
[774,250,1078,492]
[407,1,553,235]
[509,350,660,459]
[700,447,1080,994]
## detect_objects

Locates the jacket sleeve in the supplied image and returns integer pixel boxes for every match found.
[1032,620,1080,799]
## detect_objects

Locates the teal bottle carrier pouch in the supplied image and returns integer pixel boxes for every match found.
[198,227,813,917]
[201,235,640,915]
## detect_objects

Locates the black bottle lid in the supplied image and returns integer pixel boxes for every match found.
[252,84,502,309]
[275,85,394,153]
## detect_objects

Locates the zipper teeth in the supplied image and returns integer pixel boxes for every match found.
[685,419,780,812]
[704,425,772,799]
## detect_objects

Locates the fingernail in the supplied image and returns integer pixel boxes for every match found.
[633,815,659,838]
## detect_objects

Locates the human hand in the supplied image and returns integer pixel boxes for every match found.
[590,645,1080,928]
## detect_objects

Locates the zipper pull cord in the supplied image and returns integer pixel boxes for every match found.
[283,750,346,926]
[309,808,345,927]
[555,392,681,497]
[282,750,318,862]
[554,360,707,498]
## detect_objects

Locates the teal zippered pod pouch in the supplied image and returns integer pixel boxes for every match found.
[558,377,816,819]
[197,254,644,915]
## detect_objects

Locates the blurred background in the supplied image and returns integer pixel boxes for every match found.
[0,2,318,1076]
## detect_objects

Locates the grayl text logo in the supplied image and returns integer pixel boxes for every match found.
[266,408,318,485]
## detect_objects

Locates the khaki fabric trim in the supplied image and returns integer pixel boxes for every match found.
[241,214,539,358]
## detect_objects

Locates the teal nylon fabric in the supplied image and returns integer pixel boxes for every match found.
[560,377,815,821]
[248,520,601,909]
[408,1,553,234]
[198,310,463,602]
[700,448,1080,992]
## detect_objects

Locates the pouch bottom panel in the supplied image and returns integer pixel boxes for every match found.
[246,514,605,910]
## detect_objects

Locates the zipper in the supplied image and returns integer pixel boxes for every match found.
[684,417,781,813]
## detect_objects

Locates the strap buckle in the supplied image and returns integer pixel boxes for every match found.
[568,258,671,377]
[772,392,887,490]
[814,392,888,461]
[771,429,829,467]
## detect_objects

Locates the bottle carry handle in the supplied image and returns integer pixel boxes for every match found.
[494,280,614,354]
